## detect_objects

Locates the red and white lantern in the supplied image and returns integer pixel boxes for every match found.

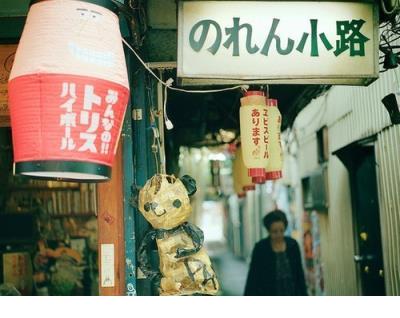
[239,91,268,184]
[8,0,129,181]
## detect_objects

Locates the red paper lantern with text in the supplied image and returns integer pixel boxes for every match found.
[239,91,268,184]
[8,0,129,181]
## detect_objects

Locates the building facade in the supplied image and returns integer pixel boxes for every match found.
[286,67,400,295]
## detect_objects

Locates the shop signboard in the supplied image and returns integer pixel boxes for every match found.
[178,1,379,85]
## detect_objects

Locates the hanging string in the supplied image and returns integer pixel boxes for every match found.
[122,37,249,131]
[151,126,160,174]
[381,0,399,16]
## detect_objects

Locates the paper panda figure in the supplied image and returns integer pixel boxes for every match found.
[138,174,219,296]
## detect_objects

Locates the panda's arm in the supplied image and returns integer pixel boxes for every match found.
[175,223,204,258]
[138,229,159,279]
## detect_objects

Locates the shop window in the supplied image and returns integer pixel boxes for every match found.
[301,168,329,212]
[0,127,99,296]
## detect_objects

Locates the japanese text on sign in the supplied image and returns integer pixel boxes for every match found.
[251,108,261,159]
[59,82,117,155]
[189,18,369,57]
[263,108,269,160]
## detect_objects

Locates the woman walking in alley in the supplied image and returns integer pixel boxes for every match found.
[244,210,307,296]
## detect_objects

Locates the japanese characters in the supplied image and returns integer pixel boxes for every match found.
[59,83,118,155]
[189,17,370,57]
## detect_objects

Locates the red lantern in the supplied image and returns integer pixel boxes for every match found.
[239,90,268,184]
[8,0,129,181]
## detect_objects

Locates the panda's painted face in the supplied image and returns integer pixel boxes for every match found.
[143,198,182,216]
[139,174,192,229]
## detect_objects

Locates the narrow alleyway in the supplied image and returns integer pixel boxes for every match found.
[208,242,249,296]
[199,200,249,296]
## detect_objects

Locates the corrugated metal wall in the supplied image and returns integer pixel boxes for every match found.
[322,157,358,295]
[292,68,400,295]
[326,73,392,153]
[376,126,400,295]
[296,68,394,155]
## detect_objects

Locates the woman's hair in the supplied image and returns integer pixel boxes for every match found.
[263,209,288,231]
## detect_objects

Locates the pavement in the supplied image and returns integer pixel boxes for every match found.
[206,241,249,296]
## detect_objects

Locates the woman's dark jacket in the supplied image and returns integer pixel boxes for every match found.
[244,236,307,296]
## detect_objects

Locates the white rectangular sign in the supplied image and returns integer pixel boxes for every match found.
[101,243,115,288]
[178,1,379,85]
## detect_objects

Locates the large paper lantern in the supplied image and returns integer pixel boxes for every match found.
[8,0,129,181]
[265,99,283,180]
[239,91,268,184]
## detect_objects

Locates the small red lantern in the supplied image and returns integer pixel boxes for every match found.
[239,90,268,184]
[8,0,129,181]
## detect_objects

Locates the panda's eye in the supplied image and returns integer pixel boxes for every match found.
[144,202,151,212]
[173,199,182,208]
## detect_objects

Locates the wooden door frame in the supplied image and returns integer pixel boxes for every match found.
[97,141,125,296]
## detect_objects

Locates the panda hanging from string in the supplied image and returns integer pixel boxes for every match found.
[137,174,219,296]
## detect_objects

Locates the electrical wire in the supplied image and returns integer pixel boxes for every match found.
[121,38,249,94]
[381,0,399,16]
[143,70,162,174]
[379,15,400,72]
[151,125,160,174]
[380,20,392,29]
[162,81,173,130]
[122,36,249,134]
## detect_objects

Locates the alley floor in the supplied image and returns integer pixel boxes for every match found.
[207,242,249,296]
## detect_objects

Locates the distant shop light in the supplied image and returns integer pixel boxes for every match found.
[8,0,129,181]
[208,153,227,161]
[265,181,274,194]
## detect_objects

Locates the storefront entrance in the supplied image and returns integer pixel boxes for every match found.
[335,138,385,295]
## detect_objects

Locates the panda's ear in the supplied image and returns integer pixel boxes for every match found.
[180,175,197,196]
[130,184,142,208]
